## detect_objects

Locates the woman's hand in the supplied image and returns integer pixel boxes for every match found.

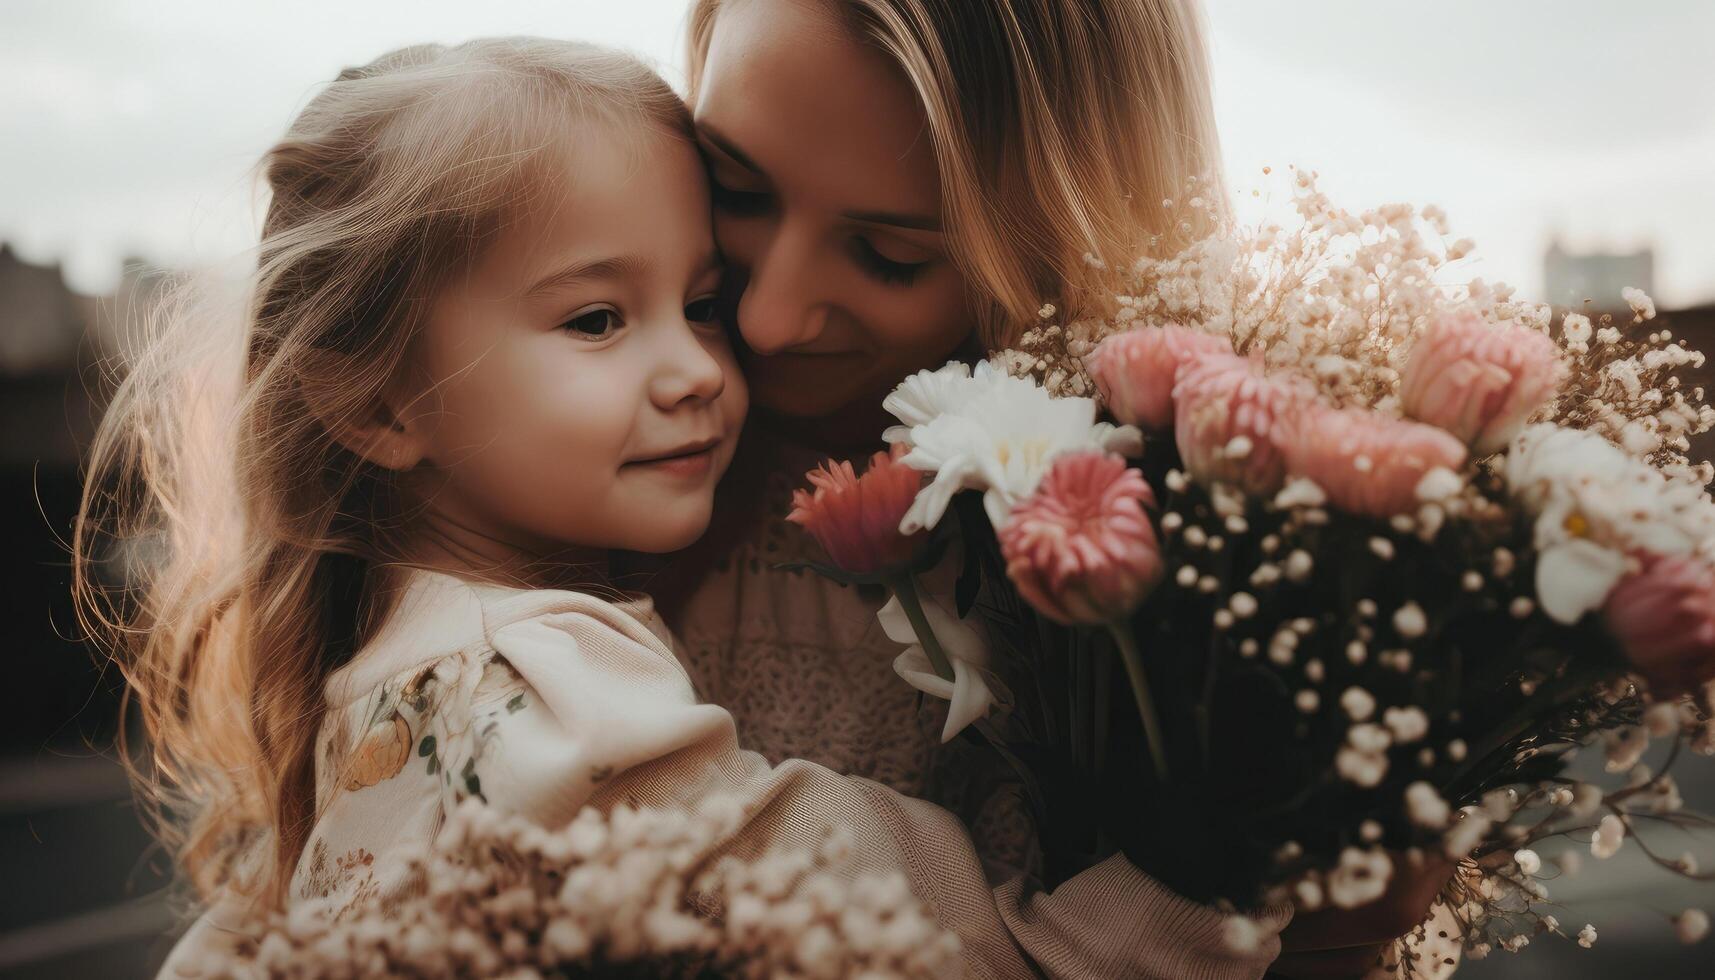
[1267,853,1456,979]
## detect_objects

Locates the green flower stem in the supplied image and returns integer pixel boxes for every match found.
[887,572,956,682]
[1108,624,1169,783]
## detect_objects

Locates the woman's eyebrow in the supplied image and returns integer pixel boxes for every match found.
[696,125,763,174]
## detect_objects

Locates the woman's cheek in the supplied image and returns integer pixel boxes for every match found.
[872,277,972,360]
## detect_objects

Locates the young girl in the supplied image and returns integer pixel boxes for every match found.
[76,37,1283,978]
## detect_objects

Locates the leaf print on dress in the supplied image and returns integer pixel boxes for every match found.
[436,655,528,805]
[473,657,528,715]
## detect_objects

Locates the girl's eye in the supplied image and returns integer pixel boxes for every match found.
[850,237,931,288]
[684,295,721,324]
[560,307,622,340]
[710,179,773,217]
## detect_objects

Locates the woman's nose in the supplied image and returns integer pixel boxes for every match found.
[735,218,829,355]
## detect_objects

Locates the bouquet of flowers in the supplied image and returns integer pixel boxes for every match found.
[786,173,1715,967]
[190,797,959,979]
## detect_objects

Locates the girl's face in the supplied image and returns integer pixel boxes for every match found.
[397,126,748,560]
[693,0,975,423]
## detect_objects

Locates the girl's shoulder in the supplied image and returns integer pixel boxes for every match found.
[324,567,673,712]
[313,567,689,803]
[294,568,713,906]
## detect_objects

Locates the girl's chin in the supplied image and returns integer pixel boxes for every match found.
[606,500,716,555]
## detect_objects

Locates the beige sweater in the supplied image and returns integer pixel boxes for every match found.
[164,566,1285,978]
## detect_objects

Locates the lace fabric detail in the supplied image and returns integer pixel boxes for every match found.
[673,432,1038,878]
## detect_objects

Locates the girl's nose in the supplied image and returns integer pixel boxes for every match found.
[735,218,829,355]
[650,318,727,410]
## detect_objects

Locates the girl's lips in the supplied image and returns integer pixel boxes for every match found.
[625,445,717,478]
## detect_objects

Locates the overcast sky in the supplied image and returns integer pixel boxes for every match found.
[3,0,1711,307]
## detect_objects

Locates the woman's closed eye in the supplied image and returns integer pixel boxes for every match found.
[560,305,622,341]
[850,237,931,287]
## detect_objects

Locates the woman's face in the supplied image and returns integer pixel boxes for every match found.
[692,0,975,422]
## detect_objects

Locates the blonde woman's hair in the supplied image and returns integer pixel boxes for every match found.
[687,0,1226,349]
[72,37,690,907]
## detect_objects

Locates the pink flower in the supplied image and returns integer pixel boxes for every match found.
[1603,553,1715,696]
[1400,311,1565,455]
[1172,353,1315,496]
[788,445,925,575]
[999,451,1163,625]
[1086,325,1234,429]
[1277,404,1468,518]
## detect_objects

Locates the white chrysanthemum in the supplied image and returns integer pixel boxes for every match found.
[881,361,987,441]
[1504,424,1715,622]
[886,360,1143,532]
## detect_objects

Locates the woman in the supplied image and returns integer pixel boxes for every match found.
[663,0,1443,976]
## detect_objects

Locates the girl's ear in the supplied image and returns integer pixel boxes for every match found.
[302,365,433,472]
[325,398,430,472]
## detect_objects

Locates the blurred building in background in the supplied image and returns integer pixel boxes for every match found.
[1544,239,1656,312]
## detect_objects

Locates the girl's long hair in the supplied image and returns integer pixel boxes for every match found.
[687,0,1227,350]
[72,37,690,907]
